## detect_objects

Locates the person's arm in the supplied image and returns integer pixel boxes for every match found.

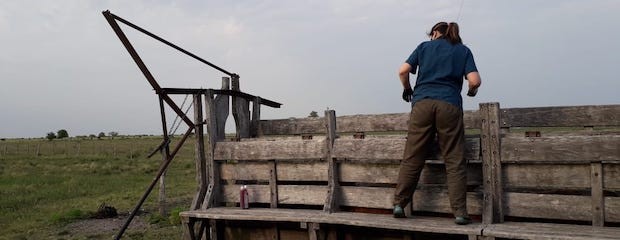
[398,63,414,102]
[466,71,481,97]
[399,63,413,89]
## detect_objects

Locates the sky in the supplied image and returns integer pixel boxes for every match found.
[1,0,619,138]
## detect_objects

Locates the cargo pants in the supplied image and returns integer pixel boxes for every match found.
[393,99,468,218]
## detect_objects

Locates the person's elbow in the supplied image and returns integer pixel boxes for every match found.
[398,63,412,77]
[466,71,481,88]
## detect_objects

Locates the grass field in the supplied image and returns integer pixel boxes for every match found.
[0,137,198,239]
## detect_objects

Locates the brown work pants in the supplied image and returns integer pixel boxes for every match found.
[393,99,468,217]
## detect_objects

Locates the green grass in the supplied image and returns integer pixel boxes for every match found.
[0,137,198,239]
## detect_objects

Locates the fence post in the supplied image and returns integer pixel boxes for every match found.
[323,110,339,213]
[190,93,208,211]
[480,102,504,224]
[231,75,250,139]
[591,161,605,226]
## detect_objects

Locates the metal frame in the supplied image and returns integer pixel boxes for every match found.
[101,10,280,239]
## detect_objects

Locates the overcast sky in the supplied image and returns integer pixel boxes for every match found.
[1,0,619,138]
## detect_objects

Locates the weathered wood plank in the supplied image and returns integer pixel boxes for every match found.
[219,162,270,180]
[324,110,339,213]
[502,164,590,190]
[339,186,482,214]
[480,102,504,224]
[279,162,328,181]
[333,137,480,160]
[483,221,620,240]
[190,94,207,210]
[269,160,278,208]
[214,77,230,141]
[251,97,261,138]
[221,185,327,205]
[339,162,482,186]
[591,162,605,226]
[181,207,484,235]
[503,192,591,221]
[202,90,220,209]
[604,164,620,190]
[501,135,620,162]
[260,111,480,135]
[214,140,326,160]
[231,75,250,139]
[219,162,328,181]
[500,104,620,128]
[605,196,620,222]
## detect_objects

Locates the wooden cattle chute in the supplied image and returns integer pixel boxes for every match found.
[181,103,620,240]
[103,10,620,240]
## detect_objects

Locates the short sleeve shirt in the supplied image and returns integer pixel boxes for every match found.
[406,38,478,109]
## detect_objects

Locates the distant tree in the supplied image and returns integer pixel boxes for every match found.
[46,132,57,141]
[109,131,119,139]
[97,132,106,139]
[57,129,69,139]
[308,111,319,118]
[89,134,96,140]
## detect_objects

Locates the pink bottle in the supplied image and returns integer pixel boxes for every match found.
[240,185,249,209]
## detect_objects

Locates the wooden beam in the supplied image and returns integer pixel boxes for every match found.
[324,110,339,213]
[591,162,605,226]
[232,75,250,139]
[332,137,480,161]
[251,97,262,137]
[500,104,620,128]
[270,160,279,208]
[190,94,207,210]
[259,110,480,135]
[202,90,220,209]
[214,140,326,160]
[214,77,230,141]
[480,102,504,224]
[503,192,591,221]
[501,135,620,162]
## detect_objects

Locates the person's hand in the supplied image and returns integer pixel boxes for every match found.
[467,88,478,97]
[402,88,413,102]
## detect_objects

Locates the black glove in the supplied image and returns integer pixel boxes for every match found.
[402,88,413,102]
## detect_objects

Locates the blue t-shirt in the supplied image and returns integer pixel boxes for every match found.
[406,38,478,109]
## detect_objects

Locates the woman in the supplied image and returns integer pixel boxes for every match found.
[393,22,481,225]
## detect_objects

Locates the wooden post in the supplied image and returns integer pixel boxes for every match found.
[158,95,171,216]
[214,77,230,141]
[251,97,262,138]
[35,144,40,157]
[269,160,279,208]
[591,161,605,226]
[324,110,339,213]
[202,89,220,209]
[191,94,208,211]
[480,102,504,224]
[231,75,250,139]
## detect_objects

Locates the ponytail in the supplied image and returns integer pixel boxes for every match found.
[429,22,463,45]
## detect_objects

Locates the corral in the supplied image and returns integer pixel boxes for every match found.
[100,11,620,240]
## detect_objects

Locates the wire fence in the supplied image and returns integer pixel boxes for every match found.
[0,137,196,159]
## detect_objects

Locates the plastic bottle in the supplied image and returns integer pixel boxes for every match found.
[240,185,249,209]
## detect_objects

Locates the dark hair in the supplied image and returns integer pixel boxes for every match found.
[428,22,462,44]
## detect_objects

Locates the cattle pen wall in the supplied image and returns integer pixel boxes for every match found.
[181,102,620,240]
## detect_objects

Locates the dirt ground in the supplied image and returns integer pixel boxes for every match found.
[63,215,150,239]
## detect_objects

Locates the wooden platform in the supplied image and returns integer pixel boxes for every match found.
[482,221,620,240]
[182,208,620,240]
[181,207,483,236]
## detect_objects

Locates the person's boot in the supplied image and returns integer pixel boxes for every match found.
[393,205,406,218]
[454,216,471,225]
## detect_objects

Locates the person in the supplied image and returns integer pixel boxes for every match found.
[393,21,481,225]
